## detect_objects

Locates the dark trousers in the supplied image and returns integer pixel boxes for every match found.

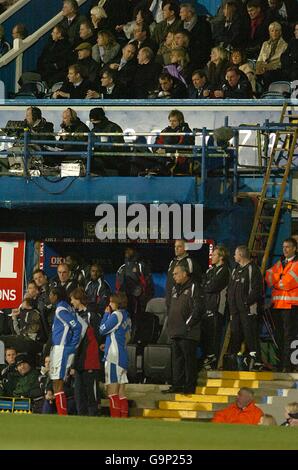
[74,370,99,416]
[202,311,224,359]
[172,338,198,391]
[230,310,261,360]
[272,308,298,370]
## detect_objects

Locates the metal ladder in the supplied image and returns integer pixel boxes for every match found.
[248,123,298,274]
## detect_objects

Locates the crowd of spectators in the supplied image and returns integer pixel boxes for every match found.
[1,0,298,97]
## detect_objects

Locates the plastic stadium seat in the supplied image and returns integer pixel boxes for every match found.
[143,344,172,384]
[261,81,291,99]
[268,81,291,97]
[127,344,143,383]
[145,298,167,324]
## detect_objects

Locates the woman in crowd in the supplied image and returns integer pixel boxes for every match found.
[92,30,121,66]
[230,48,257,94]
[205,46,229,97]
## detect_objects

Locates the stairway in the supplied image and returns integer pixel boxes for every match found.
[101,371,298,421]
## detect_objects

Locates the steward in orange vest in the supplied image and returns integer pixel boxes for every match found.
[265,237,298,372]
[212,387,263,425]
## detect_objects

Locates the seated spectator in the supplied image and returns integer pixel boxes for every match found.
[179,2,212,70]
[86,69,127,100]
[188,69,209,98]
[256,21,287,88]
[246,0,270,59]
[116,7,156,41]
[213,66,253,98]
[108,43,137,93]
[52,64,95,99]
[90,5,110,34]
[59,0,87,47]
[258,413,277,425]
[0,347,18,397]
[75,42,100,83]
[230,48,257,93]
[163,47,190,86]
[280,22,298,81]
[205,46,229,97]
[37,25,73,87]
[132,47,161,98]
[212,0,249,51]
[281,402,298,426]
[155,31,175,65]
[266,0,298,40]
[129,23,157,54]
[88,107,125,175]
[0,25,10,58]
[10,294,43,352]
[154,71,188,98]
[154,109,194,175]
[85,263,111,315]
[173,30,190,51]
[12,23,28,40]
[24,106,54,139]
[74,20,97,48]
[13,354,42,409]
[92,30,121,66]
[212,388,263,425]
[153,1,182,45]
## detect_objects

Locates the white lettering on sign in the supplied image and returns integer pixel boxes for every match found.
[0,289,16,300]
[0,242,18,279]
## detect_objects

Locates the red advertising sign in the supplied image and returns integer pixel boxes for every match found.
[0,233,26,309]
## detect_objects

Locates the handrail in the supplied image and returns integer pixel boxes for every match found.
[0,0,30,24]
[0,0,89,68]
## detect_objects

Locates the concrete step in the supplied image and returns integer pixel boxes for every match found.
[174,393,229,403]
[206,371,298,381]
[198,379,296,389]
[159,400,213,411]
[262,390,298,405]
[195,386,282,396]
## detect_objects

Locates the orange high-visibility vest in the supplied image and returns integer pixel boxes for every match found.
[266,259,298,309]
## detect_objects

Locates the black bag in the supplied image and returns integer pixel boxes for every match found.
[223,353,239,371]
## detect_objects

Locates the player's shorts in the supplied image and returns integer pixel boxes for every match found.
[49,345,74,381]
[105,361,128,385]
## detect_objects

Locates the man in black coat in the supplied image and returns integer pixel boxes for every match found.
[89,107,125,175]
[108,43,138,94]
[214,66,253,99]
[59,0,87,47]
[57,108,90,162]
[37,25,73,87]
[52,64,94,99]
[164,265,205,394]
[201,245,230,370]
[132,47,161,98]
[75,42,100,83]
[179,3,212,70]
[188,69,209,98]
[228,245,264,371]
[155,72,188,98]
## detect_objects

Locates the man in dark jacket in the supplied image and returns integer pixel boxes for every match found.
[58,107,90,162]
[37,25,73,86]
[166,239,202,310]
[201,245,230,370]
[164,265,205,394]
[132,47,161,98]
[228,245,264,370]
[13,353,41,400]
[59,0,87,47]
[89,107,125,175]
[155,72,188,99]
[49,263,78,299]
[214,66,253,99]
[75,42,100,83]
[85,263,111,315]
[0,347,18,397]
